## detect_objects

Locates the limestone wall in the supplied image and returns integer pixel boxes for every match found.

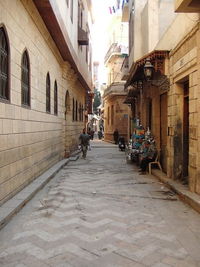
[0,0,86,204]
[168,25,200,193]
[104,95,130,143]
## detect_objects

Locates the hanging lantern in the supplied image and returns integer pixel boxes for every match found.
[144,58,154,80]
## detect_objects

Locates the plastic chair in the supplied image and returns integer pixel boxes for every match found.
[148,150,162,174]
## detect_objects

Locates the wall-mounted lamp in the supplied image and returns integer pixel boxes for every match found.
[144,58,154,80]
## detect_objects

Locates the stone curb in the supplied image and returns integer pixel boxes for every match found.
[152,169,200,214]
[0,154,79,230]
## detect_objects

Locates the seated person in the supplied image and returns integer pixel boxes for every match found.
[133,137,143,149]
[130,138,143,163]
[139,141,157,174]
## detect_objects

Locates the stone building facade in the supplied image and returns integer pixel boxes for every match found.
[0,0,93,204]
[103,83,130,142]
[167,22,199,192]
[125,0,200,195]
[103,12,130,143]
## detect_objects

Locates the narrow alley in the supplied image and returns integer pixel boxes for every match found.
[0,140,200,267]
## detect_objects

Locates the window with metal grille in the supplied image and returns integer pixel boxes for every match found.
[46,73,51,113]
[79,103,81,121]
[82,104,84,121]
[72,98,75,121]
[86,25,89,63]
[65,90,70,120]
[75,100,78,121]
[54,80,58,115]
[21,50,30,106]
[0,27,9,100]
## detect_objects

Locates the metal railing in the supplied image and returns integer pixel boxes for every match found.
[104,43,121,64]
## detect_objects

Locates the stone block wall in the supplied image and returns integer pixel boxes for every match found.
[104,95,130,143]
[0,0,86,204]
[168,25,200,193]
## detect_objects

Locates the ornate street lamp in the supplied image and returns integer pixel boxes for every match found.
[144,58,154,80]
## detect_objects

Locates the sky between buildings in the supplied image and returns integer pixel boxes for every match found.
[92,0,123,84]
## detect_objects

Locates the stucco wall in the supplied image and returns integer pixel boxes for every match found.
[129,0,147,65]
[158,0,176,39]
[156,13,200,51]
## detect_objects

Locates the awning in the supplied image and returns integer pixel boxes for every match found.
[125,50,169,88]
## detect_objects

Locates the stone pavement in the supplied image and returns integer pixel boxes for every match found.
[0,140,200,266]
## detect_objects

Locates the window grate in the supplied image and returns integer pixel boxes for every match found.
[54,81,58,115]
[21,51,30,106]
[0,28,9,100]
[46,73,51,113]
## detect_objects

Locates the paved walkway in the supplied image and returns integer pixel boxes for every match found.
[0,140,200,266]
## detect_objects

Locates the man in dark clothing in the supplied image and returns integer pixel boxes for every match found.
[113,129,119,144]
[79,129,90,159]
[139,141,157,174]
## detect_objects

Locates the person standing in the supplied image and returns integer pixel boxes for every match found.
[79,129,90,159]
[90,129,94,140]
[113,129,119,144]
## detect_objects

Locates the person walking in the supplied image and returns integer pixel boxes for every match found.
[79,128,90,159]
[113,129,119,144]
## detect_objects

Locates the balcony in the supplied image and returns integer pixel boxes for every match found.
[103,82,126,98]
[78,26,89,45]
[104,43,121,64]
[175,0,200,12]
[104,43,128,65]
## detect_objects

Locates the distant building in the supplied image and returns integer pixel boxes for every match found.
[103,12,131,143]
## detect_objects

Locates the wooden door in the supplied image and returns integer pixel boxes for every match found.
[183,82,189,183]
[160,93,167,173]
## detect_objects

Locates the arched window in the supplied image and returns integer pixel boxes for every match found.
[21,50,30,106]
[81,104,83,121]
[46,73,51,112]
[82,105,84,121]
[54,80,58,115]
[79,103,81,121]
[72,98,75,121]
[75,100,78,121]
[65,90,70,120]
[0,27,9,100]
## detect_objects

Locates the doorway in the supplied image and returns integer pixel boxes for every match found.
[146,98,152,130]
[183,81,189,183]
[160,93,167,173]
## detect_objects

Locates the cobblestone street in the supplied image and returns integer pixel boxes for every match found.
[0,141,200,267]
